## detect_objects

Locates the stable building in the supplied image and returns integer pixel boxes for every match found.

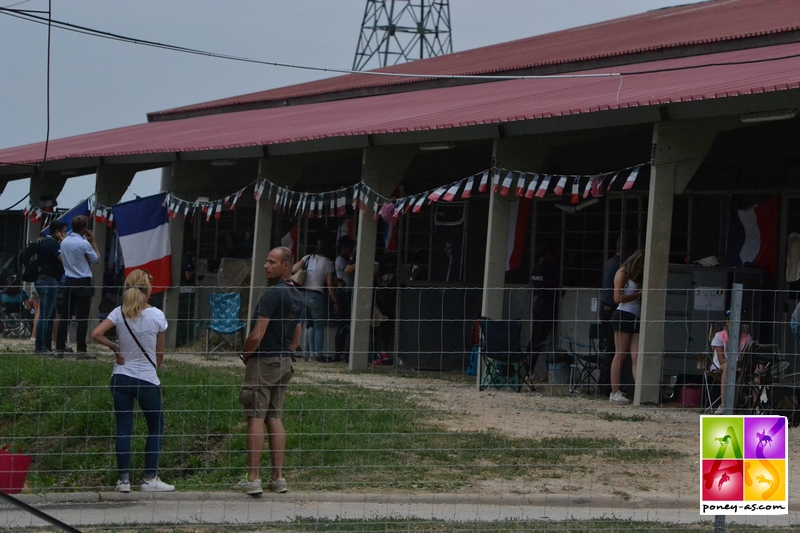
[2,0,800,404]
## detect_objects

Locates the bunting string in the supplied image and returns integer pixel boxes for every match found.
[22,163,647,228]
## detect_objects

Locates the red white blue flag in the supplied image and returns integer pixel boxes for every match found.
[114,193,172,294]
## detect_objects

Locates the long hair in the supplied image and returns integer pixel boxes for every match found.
[621,249,645,285]
[122,269,152,318]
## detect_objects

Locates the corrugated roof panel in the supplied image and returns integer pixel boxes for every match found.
[151,0,800,118]
[2,42,800,166]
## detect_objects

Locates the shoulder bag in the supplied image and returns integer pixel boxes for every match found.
[292,255,311,286]
[121,314,158,370]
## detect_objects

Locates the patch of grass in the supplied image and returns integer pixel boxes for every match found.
[0,353,682,493]
[596,412,652,422]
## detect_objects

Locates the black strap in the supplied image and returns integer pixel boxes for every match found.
[121,314,157,370]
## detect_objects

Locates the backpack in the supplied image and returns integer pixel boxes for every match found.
[19,240,41,282]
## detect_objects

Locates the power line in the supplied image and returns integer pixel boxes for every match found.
[0,7,617,81]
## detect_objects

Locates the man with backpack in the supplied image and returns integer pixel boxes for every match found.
[33,219,67,355]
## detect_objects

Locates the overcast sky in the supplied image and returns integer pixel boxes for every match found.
[0,0,701,210]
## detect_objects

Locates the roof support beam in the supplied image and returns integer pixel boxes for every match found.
[89,165,137,334]
[635,117,736,405]
[349,145,416,371]
[247,157,304,325]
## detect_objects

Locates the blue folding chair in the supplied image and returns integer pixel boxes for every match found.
[206,292,246,355]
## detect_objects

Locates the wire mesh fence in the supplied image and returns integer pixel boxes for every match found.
[0,284,798,531]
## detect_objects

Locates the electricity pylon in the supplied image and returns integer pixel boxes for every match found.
[352,0,452,71]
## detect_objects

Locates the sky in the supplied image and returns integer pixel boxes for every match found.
[0,0,702,211]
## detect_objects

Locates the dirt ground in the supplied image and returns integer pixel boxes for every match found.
[5,338,797,504]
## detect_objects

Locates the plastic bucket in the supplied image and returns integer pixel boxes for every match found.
[0,447,32,494]
[676,384,701,408]
[548,363,569,385]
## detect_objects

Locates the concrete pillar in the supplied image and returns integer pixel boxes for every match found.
[482,138,551,320]
[635,118,734,405]
[248,157,302,323]
[90,166,135,329]
[161,162,213,348]
[349,145,416,371]
[26,172,67,242]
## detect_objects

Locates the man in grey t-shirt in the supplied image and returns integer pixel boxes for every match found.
[235,247,303,496]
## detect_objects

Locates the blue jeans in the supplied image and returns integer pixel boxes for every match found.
[303,290,327,355]
[110,374,163,479]
[34,276,59,352]
[791,317,800,349]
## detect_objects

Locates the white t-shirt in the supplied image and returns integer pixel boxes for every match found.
[710,329,751,371]
[302,254,334,293]
[110,306,168,386]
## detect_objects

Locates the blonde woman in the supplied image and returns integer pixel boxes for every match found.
[609,249,645,405]
[92,269,174,493]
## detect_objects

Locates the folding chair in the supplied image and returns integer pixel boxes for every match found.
[562,324,601,394]
[699,321,725,412]
[478,317,533,393]
[205,292,247,355]
[733,341,787,414]
[698,352,722,413]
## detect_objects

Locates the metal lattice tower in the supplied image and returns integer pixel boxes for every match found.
[352,0,452,71]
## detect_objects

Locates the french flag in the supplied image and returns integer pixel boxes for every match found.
[505,199,531,271]
[281,224,298,257]
[114,194,172,294]
[553,176,567,196]
[725,196,778,276]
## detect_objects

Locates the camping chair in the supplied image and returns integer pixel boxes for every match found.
[205,292,247,356]
[562,323,601,394]
[734,341,787,415]
[699,322,725,412]
[478,317,534,393]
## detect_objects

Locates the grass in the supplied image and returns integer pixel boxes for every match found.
[0,352,684,492]
[596,412,652,422]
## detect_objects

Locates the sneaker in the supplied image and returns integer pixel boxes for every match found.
[271,477,287,493]
[114,480,131,493]
[714,404,725,415]
[140,476,175,492]
[232,477,263,495]
[609,391,631,405]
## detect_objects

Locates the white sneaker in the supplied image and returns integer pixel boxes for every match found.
[270,477,287,493]
[233,477,263,495]
[714,404,725,415]
[609,391,631,405]
[140,476,175,492]
[114,480,131,493]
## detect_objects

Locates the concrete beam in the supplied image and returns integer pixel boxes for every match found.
[89,166,136,332]
[248,157,303,324]
[161,163,215,349]
[635,118,734,405]
[481,137,552,320]
[349,145,416,371]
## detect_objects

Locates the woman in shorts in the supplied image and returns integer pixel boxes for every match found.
[609,249,645,405]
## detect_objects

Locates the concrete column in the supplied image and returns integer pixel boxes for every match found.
[482,137,551,319]
[248,157,302,323]
[161,162,213,348]
[26,172,68,242]
[635,118,735,405]
[349,145,416,371]
[90,166,135,329]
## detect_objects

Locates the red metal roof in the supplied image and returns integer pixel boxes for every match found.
[150,0,800,119]
[2,42,800,168]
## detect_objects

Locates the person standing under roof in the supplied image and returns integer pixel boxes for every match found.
[56,215,99,357]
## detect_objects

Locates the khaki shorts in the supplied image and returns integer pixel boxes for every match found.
[240,356,294,419]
